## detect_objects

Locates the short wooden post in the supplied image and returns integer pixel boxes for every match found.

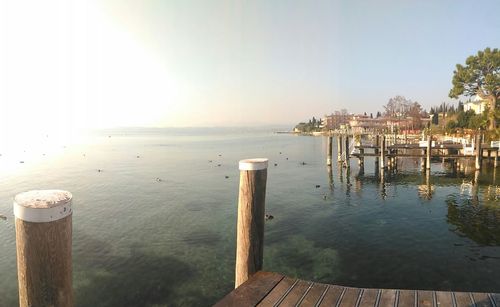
[235,158,268,288]
[475,133,482,170]
[337,135,343,162]
[495,150,498,167]
[426,135,432,170]
[327,136,333,166]
[14,190,73,307]
[380,135,386,169]
[359,148,364,167]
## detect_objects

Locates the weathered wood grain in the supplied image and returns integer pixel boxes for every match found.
[257,276,296,306]
[235,165,268,288]
[435,291,453,307]
[399,290,416,307]
[453,292,472,307]
[417,290,434,307]
[338,288,361,307]
[358,289,379,307]
[318,285,344,307]
[471,292,493,307]
[298,283,328,307]
[378,289,396,307]
[215,271,283,307]
[278,280,311,306]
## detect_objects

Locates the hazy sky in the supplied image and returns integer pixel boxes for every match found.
[1,0,500,139]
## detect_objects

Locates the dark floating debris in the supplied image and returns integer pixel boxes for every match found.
[286,157,288,160]
[83,154,86,157]
[0,214,6,221]
[274,163,278,166]
[208,160,212,163]
[217,164,221,167]
[218,154,222,157]
[97,169,103,172]
[300,162,307,165]
[225,176,229,179]
[19,161,24,164]
[315,185,320,188]
[136,155,140,158]
[156,177,162,182]
[279,152,282,154]
[323,195,327,200]
[265,214,274,220]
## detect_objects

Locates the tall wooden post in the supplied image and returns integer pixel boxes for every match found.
[495,150,498,168]
[475,133,482,170]
[344,134,350,168]
[14,190,73,307]
[235,158,268,288]
[359,148,364,167]
[426,135,432,170]
[327,136,333,166]
[380,135,386,169]
[337,135,343,162]
[374,135,380,168]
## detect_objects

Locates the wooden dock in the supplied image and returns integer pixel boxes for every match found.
[215,271,500,307]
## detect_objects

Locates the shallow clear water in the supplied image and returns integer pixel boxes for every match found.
[0,128,499,306]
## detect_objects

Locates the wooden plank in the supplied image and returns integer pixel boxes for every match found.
[358,289,379,307]
[453,292,472,307]
[298,283,328,307]
[257,276,297,306]
[337,287,362,307]
[279,280,312,306]
[471,292,493,307]
[435,291,453,307]
[215,271,284,307]
[378,289,397,307]
[399,290,416,307]
[418,290,434,307]
[490,293,500,307]
[318,285,344,307]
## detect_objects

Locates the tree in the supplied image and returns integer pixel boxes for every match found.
[449,47,500,130]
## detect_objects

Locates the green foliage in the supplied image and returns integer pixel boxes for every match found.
[295,116,322,132]
[449,47,500,130]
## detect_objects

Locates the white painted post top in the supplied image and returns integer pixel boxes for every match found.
[239,158,268,171]
[13,190,72,223]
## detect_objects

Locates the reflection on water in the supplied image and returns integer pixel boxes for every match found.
[0,131,499,306]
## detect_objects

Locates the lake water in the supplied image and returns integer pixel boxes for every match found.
[0,128,499,306]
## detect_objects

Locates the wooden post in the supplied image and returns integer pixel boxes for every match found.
[14,190,73,307]
[475,133,482,170]
[327,136,333,166]
[359,148,364,167]
[426,135,432,170]
[380,135,385,169]
[344,134,350,168]
[337,135,343,162]
[495,150,498,168]
[374,135,379,168]
[235,158,268,288]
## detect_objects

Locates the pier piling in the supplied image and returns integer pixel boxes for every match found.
[14,190,73,307]
[426,136,432,170]
[337,135,343,162]
[345,134,350,168]
[475,133,482,170]
[235,158,268,288]
[327,136,333,166]
[380,135,386,169]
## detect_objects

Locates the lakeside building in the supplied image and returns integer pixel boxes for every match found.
[464,96,488,114]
